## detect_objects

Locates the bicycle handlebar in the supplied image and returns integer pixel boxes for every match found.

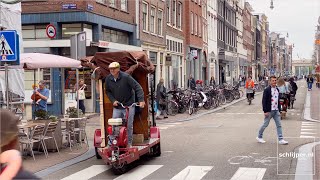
[118,102,140,108]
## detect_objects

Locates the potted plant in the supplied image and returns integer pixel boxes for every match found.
[66,107,83,118]
[33,111,62,151]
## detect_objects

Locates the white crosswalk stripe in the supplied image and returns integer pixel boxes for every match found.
[300,121,318,139]
[230,167,266,180]
[114,165,163,180]
[170,166,213,180]
[61,165,110,180]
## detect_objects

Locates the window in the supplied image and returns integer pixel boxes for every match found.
[166,0,171,23]
[22,25,49,40]
[62,24,82,39]
[150,6,156,33]
[172,0,176,26]
[191,12,193,34]
[158,9,163,35]
[199,16,201,37]
[142,2,148,31]
[177,2,182,29]
[102,28,129,44]
[166,39,169,50]
[120,0,127,11]
[109,0,115,7]
[195,14,198,35]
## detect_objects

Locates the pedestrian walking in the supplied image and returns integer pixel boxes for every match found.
[156,78,168,119]
[256,76,288,145]
[306,75,314,91]
[74,79,87,115]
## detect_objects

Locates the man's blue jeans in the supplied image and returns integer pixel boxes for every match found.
[112,107,136,145]
[308,82,313,90]
[258,110,283,141]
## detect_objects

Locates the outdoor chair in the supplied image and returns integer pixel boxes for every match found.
[74,118,89,147]
[61,120,77,151]
[39,121,60,155]
[19,125,47,160]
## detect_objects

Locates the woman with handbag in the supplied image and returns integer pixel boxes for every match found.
[156,78,168,119]
[75,79,86,115]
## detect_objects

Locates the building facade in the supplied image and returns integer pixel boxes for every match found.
[217,0,237,84]
[236,0,247,81]
[243,2,254,78]
[165,0,185,89]
[207,0,218,82]
[184,0,208,85]
[21,0,142,116]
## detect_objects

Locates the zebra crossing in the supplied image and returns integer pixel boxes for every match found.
[60,165,267,180]
[300,121,319,138]
[211,112,301,116]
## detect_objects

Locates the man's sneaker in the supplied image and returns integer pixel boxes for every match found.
[279,139,288,145]
[256,137,266,143]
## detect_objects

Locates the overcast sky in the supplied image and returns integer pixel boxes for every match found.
[246,0,320,60]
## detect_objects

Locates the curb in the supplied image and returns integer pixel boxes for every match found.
[294,89,320,180]
[158,91,263,123]
[35,141,95,178]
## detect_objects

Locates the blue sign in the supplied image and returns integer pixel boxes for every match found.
[0,30,19,65]
[87,4,93,11]
[62,3,77,10]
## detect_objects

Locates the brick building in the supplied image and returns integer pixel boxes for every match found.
[21,0,142,115]
[139,0,166,86]
[184,0,208,84]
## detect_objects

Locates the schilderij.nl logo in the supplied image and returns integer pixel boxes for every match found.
[278,152,314,159]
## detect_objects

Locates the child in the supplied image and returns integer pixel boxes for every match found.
[0,109,39,179]
[31,84,41,105]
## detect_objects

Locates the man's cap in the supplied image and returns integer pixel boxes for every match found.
[108,62,120,69]
[0,109,19,148]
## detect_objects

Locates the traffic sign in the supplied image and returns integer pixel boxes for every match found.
[0,30,19,65]
[46,24,56,39]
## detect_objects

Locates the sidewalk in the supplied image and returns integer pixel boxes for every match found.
[23,114,100,174]
[310,87,320,180]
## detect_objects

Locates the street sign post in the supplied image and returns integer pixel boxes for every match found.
[46,24,56,39]
[0,30,20,65]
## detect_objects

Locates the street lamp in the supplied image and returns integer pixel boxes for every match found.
[270,0,274,10]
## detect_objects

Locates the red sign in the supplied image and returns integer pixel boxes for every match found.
[46,24,56,39]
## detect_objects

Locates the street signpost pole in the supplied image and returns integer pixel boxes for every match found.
[5,63,9,109]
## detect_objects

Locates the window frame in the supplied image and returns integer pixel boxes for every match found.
[142,2,149,31]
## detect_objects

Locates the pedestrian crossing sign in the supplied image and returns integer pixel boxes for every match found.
[0,30,20,65]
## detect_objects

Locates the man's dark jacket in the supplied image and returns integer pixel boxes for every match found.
[262,86,281,113]
[106,71,144,107]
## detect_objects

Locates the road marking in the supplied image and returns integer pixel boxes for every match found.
[297,113,301,116]
[301,129,317,131]
[300,135,316,138]
[159,127,169,130]
[167,122,182,125]
[114,165,163,180]
[61,165,110,180]
[302,121,316,124]
[230,167,266,180]
[300,132,317,135]
[170,166,213,180]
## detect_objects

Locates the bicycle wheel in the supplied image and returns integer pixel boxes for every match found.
[203,98,212,110]
[219,95,226,105]
[167,101,178,116]
[188,100,194,115]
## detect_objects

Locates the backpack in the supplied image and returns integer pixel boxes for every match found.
[290,82,298,92]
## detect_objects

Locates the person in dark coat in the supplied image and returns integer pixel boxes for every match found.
[306,74,314,91]
[156,78,168,119]
[256,76,288,145]
[209,76,216,86]
[187,74,196,90]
